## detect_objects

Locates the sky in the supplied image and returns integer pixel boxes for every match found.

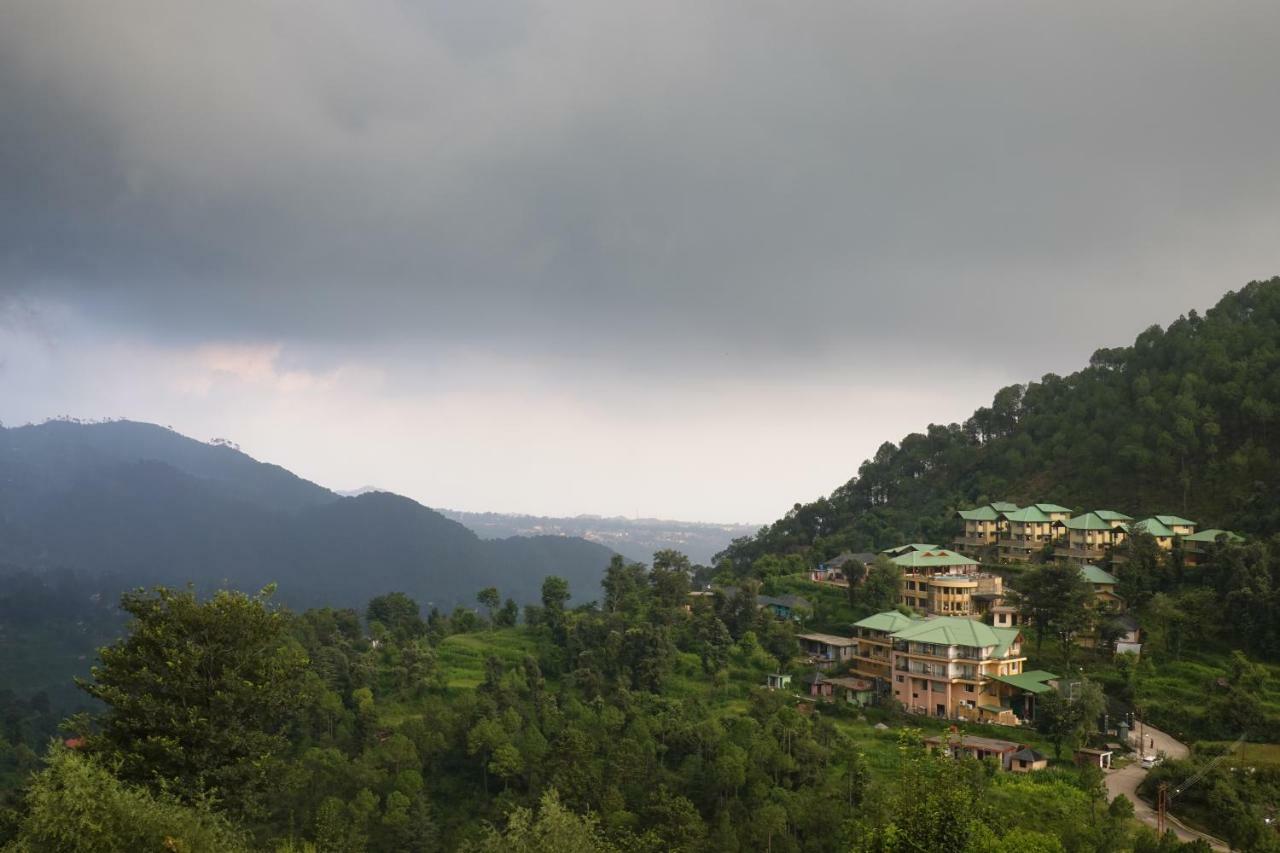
[3,1,1280,523]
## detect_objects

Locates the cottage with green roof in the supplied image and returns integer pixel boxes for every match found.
[1055,512,1128,564]
[1153,515,1197,536]
[1182,528,1245,565]
[954,503,1016,552]
[1127,517,1178,550]
[885,548,1005,617]
[850,611,922,687]
[998,505,1062,561]
[1079,564,1123,610]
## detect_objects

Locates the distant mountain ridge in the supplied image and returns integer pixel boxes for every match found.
[441,509,760,565]
[0,420,616,611]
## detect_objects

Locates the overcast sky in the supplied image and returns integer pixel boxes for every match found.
[3,1,1280,522]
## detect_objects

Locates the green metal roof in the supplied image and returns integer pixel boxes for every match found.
[989,670,1059,695]
[958,506,1001,521]
[990,501,1020,512]
[880,543,940,556]
[1002,506,1053,523]
[1132,518,1176,538]
[1033,503,1073,514]
[1079,565,1117,585]
[1093,510,1134,522]
[889,549,980,569]
[1064,512,1113,530]
[854,611,921,633]
[890,617,1021,656]
[1155,515,1196,527]
[1182,528,1245,544]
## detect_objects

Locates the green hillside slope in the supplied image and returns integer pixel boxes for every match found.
[724,278,1280,566]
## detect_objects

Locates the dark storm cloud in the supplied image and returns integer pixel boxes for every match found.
[4,0,1280,374]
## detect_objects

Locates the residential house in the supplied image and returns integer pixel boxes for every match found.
[1093,510,1134,527]
[1079,564,1124,611]
[803,671,834,699]
[999,505,1064,561]
[756,594,812,621]
[1056,512,1128,564]
[954,503,1016,553]
[990,604,1025,629]
[765,673,792,690]
[986,669,1059,721]
[1127,517,1179,551]
[889,547,1004,617]
[810,551,875,584]
[923,734,1025,770]
[1009,747,1049,773]
[797,632,858,669]
[881,543,941,559]
[1182,529,1245,566]
[825,676,876,706]
[1108,613,1142,656]
[887,616,1028,725]
[851,611,920,689]
[1153,515,1197,537]
[1074,747,1113,769]
[714,587,811,621]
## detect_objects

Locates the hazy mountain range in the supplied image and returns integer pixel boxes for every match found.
[0,420,617,612]
[437,510,759,565]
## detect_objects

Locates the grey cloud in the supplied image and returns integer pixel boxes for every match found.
[3,0,1280,379]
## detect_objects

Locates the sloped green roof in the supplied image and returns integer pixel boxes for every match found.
[1093,510,1134,522]
[990,669,1059,695]
[958,506,1000,521]
[880,543,940,556]
[1131,518,1176,538]
[854,611,921,633]
[1002,506,1053,523]
[1182,528,1245,544]
[1155,515,1196,527]
[890,617,1021,655]
[1079,565,1117,585]
[890,549,979,569]
[990,501,1020,512]
[1064,512,1112,531]
[1033,503,1072,514]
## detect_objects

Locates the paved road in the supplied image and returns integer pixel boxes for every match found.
[1104,723,1229,850]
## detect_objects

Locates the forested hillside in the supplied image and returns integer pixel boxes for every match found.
[0,421,616,702]
[724,279,1280,566]
[0,420,614,614]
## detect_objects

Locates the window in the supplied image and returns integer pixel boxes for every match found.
[964,684,974,693]
[896,675,905,683]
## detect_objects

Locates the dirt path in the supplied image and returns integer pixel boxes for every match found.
[1104,722,1230,850]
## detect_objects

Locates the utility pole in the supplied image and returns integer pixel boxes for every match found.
[1157,783,1168,836]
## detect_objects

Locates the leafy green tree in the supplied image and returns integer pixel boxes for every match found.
[3,746,248,852]
[856,555,902,613]
[495,598,520,628]
[541,576,571,643]
[476,587,500,627]
[76,586,308,821]
[367,593,426,641]
[464,789,619,853]
[1015,562,1094,657]
[1036,680,1105,759]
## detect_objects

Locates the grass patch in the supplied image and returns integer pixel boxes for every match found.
[437,628,548,689]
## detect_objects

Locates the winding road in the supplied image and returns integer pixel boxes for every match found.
[1104,723,1229,850]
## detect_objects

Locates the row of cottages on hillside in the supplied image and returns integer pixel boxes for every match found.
[812,543,1132,630]
[953,502,1244,566]
[839,611,1058,726]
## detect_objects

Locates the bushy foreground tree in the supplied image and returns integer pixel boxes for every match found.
[75,586,309,821]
